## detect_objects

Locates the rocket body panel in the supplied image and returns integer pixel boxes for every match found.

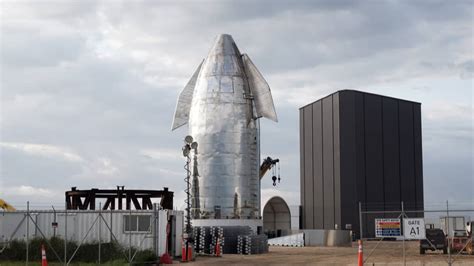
[172,34,275,219]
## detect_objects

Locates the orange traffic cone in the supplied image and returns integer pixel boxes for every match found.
[358,240,363,266]
[181,238,187,262]
[187,244,193,261]
[215,238,221,257]
[41,244,48,266]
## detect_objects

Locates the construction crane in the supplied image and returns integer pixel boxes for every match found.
[259,156,280,186]
[0,199,16,211]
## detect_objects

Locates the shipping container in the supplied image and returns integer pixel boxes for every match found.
[0,209,183,256]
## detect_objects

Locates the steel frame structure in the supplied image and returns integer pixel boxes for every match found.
[65,186,173,210]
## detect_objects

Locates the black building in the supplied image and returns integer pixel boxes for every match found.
[299,90,423,238]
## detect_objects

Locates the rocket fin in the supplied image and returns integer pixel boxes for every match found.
[242,54,278,122]
[171,60,204,130]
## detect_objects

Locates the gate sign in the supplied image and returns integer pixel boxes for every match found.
[375,218,401,237]
[404,218,426,239]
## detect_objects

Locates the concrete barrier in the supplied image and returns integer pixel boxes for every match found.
[268,233,304,247]
[268,230,351,247]
[301,229,351,247]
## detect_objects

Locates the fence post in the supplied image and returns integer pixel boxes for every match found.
[64,203,68,266]
[26,201,29,266]
[110,208,113,242]
[52,205,57,238]
[401,201,405,266]
[358,202,363,240]
[447,200,452,266]
[99,203,101,264]
[153,203,158,256]
[129,208,132,266]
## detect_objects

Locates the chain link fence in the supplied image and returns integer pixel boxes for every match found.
[0,202,182,265]
[359,201,474,265]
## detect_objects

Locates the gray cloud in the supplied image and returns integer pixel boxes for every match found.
[1,26,85,67]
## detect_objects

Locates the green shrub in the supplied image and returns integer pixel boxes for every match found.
[133,249,158,265]
[73,242,124,263]
[0,237,77,262]
[0,239,26,260]
[0,237,150,263]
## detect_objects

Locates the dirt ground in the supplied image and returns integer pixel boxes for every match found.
[186,241,474,265]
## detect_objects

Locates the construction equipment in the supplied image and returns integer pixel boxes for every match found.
[259,157,280,186]
[447,221,473,255]
[449,230,473,255]
[439,217,473,255]
[467,221,474,255]
[0,199,16,211]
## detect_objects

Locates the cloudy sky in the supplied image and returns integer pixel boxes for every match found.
[0,0,472,211]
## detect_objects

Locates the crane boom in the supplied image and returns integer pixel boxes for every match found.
[259,156,279,180]
[0,199,16,211]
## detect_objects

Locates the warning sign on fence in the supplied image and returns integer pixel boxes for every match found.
[403,218,426,239]
[375,218,401,237]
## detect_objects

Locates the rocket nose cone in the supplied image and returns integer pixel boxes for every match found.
[209,33,241,56]
[217,33,233,40]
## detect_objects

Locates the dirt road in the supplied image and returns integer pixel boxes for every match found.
[187,241,474,265]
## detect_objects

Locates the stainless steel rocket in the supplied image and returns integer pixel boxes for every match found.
[172,34,277,220]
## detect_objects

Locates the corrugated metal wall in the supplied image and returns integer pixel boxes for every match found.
[0,210,183,255]
[300,90,424,238]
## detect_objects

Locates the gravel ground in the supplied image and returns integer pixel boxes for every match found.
[185,241,474,265]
